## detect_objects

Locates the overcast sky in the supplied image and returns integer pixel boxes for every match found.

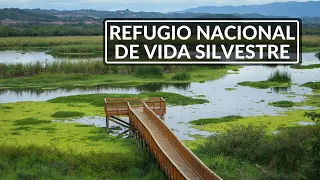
[0,0,315,12]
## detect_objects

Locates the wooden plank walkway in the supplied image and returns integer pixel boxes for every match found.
[104,97,222,180]
[131,108,201,180]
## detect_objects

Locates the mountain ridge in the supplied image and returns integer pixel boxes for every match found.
[180,1,320,17]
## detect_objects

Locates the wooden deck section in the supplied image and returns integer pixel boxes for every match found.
[104,98,221,180]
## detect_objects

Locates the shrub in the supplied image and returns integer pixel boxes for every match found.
[304,111,320,122]
[268,70,291,83]
[315,52,320,60]
[200,125,267,161]
[134,66,163,77]
[171,71,191,80]
[196,124,320,178]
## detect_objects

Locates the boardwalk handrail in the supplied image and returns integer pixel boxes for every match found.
[128,102,190,179]
[142,102,222,180]
[104,97,166,116]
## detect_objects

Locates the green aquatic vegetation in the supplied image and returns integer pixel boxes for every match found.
[268,70,291,83]
[12,126,33,131]
[190,115,243,125]
[297,94,320,107]
[191,109,319,133]
[0,101,165,179]
[302,81,320,90]
[224,88,236,91]
[48,92,209,107]
[237,81,290,89]
[291,64,320,69]
[51,111,85,118]
[238,70,291,89]
[0,105,13,110]
[13,117,51,126]
[268,100,295,108]
[0,66,240,89]
[171,71,191,80]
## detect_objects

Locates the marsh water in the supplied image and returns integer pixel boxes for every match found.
[1,51,319,139]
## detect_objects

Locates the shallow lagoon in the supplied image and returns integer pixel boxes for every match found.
[0,52,319,139]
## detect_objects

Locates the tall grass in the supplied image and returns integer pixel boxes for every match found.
[0,61,223,78]
[0,145,164,179]
[0,36,102,49]
[171,71,191,80]
[134,66,164,77]
[268,70,292,83]
[0,61,136,78]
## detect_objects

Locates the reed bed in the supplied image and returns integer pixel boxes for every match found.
[0,36,102,49]
[268,70,292,83]
[0,61,135,78]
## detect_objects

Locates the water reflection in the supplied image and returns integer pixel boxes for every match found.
[136,83,190,92]
[0,83,191,103]
[271,87,292,94]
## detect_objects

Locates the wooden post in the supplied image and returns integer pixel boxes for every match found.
[159,114,165,121]
[106,116,109,133]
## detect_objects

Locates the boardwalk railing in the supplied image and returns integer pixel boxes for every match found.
[141,102,221,180]
[104,97,166,116]
[128,103,189,179]
[105,97,221,180]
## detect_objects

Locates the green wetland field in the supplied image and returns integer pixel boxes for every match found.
[0,35,320,180]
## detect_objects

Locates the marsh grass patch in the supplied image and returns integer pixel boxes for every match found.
[14,117,50,126]
[10,131,20,135]
[0,105,13,110]
[269,101,295,108]
[48,92,209,107]
[171,71,191,80]
[291,64,320,69]
[51,111,85,118]
[268,70,292,83]
[302,82,320,90]
[12,126,32,131]
[38,127,57,132]
[190,115,244,125]
[75,124,92,127]
[225,88,236,91]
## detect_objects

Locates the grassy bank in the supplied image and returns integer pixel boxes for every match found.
[0,65,240,89]
[0,92,207,179]
[0,36,319,55]
[0,102,163,179]
[0,145,163,180]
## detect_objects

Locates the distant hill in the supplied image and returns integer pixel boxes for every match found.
[1,8,320,26]
[181,1,320,17]
[0,8,59,21]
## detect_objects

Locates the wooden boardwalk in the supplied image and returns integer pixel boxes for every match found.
[104,98,222,180]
